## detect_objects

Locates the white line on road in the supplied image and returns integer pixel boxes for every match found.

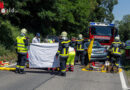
[119,71,130,90]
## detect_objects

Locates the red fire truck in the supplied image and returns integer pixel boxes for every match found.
[88,22,118,49]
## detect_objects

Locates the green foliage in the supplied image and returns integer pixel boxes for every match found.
[0,0,117,57]
[90,0,118,23]
[0,18,19,50]
[0,44,10,56]
[117,15,130,41]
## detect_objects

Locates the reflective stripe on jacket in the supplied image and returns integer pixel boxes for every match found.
[111,41,122,56]
[59,40,70,57]
[16,36,27,54]
[76,39,84,51]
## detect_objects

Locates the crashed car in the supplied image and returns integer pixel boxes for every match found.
[84,41,107,61]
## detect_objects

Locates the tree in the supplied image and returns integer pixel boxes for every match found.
[0,0,118,56]
[90,0,118,23]
[117,15,130,41]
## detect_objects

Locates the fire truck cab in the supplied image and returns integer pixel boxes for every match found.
[88,22,118,49]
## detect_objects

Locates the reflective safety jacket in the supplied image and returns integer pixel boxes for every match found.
[76,39,85,51]
[16,36,28,54]
[110,41,124,56]
[57,39,70,57]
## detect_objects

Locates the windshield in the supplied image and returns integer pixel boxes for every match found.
[84,41,102,49]
[91,26,113,36]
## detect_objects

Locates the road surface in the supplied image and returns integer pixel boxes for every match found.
[0,65,122,90]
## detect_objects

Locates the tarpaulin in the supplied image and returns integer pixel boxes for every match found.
[28,43,59,68]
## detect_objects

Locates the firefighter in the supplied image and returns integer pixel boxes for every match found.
[56,31,70,76]
[66,38,76,72]
[109,37,124,68]
[75,34,86,66]
[15,28,29,74]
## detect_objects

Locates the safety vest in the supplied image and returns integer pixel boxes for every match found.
[16,36,27,54]
[59,40,70,57]
[111,42,122,56]
[76,39,84,51]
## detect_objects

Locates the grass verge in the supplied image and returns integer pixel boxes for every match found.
[124,59,130,85]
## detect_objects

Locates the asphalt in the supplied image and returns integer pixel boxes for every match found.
[0,69,54,90]
[0,65,122,90]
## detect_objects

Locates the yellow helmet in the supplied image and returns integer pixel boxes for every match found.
[21,28,27,34]
[78,34,83,39]
[61,31,67,37]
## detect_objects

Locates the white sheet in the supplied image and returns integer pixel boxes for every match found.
[28,43,59,68]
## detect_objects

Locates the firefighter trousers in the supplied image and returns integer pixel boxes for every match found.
[75,51,85,65]
[59,56,68,73]
[16,53,27,70]
[66,51,75,71]
[111,54,122,68]
[66,51,75,66]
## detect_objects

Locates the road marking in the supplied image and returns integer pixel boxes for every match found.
[119,71,130,90]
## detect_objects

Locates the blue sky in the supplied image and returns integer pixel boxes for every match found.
[113,0,130,21]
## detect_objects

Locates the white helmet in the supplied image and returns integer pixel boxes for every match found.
[21,28,27,34]
[78,34,83,39]
[61,31,67,37]
[115,36,120,41]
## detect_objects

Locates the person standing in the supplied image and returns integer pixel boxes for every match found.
[109,37,124,68]
[75,34,86,66]
[15,28,28,74]
[32,33,41,43]
[66,39,76,72]
[56,31,70,76]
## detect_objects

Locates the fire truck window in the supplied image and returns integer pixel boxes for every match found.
[91,27,96,34]
[111,28,114,35]
[91,26,112,36]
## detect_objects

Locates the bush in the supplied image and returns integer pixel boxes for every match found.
[0,44,10,56]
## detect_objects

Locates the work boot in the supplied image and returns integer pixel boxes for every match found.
[19,69,26,74]
[15,68,20,74]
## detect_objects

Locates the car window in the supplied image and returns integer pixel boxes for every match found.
[84,41,102,49]
[84,42,90,49]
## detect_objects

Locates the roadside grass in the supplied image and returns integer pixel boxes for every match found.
[124,60,130,85]
[0,52,17,64]
[122,48,130,85]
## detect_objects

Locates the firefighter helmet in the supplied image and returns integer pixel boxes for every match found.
[21,28,27,34]
[61,31,67,37]
[115,36,120,41]
[78,34,83,39]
